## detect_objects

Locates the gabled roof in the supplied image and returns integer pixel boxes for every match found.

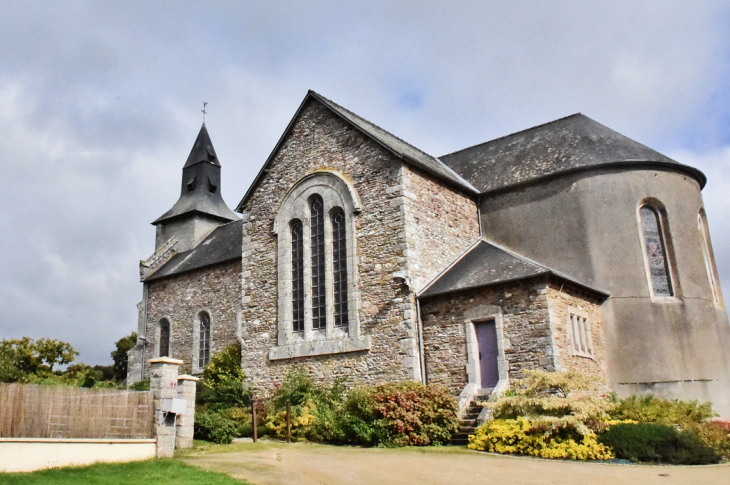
[419,239,609,299]
[235,91,478,211]
[146,220,242,281]
[439,114,706,194]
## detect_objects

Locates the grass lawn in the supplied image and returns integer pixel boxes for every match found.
[1,458,251,485]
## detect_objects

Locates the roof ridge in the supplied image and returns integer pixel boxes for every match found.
[309,91,478,193]
[417,237,483,296]
[479,237,609,295]
[440,113,585,159]
[308,91,439,162]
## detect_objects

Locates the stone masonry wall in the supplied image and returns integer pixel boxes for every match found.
[420,279,556,395]
[239,100,422,394]
[143,259,241,375]
[402,165,479,293]
[546,282,608,383]
[420,278,610,396]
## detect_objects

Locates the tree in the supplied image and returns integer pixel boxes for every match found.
[35,338,79,372]
[0,337,78,382]
[111,332,137,382]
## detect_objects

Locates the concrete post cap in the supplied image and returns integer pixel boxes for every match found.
[178,374,200,381]
[148,357,184,365]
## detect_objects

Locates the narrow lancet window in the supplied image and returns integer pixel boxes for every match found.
[640,206,673,297]
[291,220,305,332]
[310,195,326,330]
[332,208,349,328]
[198,312,211,368]
[159,319,170,358]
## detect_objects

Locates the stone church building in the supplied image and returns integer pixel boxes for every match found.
[128,91,730,417]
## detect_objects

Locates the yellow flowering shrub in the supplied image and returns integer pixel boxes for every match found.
[468,418,614,460]
[265,399,317,440]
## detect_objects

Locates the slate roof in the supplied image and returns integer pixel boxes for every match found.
[154,124,239,225]
[146,220,242,281]
[184,123,220,168]
[236,91,478,211]
[419,239,608,299]
[439,114,706,194]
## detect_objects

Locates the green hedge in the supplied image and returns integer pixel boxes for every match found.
[598,423,720,464]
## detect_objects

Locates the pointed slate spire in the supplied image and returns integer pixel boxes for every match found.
[183,124,221,168]
[152,124,238,251]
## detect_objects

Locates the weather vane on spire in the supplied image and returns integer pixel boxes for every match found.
[201,101,208,122]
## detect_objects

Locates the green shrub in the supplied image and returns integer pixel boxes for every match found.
[598,422,720,464]
[128,378,150,391]
[609,394,729,459]
[264,370,459,446]
[610,394,716,426]
[194,408,239,444]
[198,343,249,410]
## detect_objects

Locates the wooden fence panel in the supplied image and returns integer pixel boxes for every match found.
[0,384,153,439]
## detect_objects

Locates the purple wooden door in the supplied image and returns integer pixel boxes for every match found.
[475,321,499,388]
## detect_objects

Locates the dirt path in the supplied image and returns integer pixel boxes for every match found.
[180,441,730,485]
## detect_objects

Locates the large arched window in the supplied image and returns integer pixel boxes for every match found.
[158,318,170,358]
[698,210,721,304]
[271,171,370,360]
[639,205,673,297]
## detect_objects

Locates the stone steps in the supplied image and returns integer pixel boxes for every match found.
[451,389,493,446]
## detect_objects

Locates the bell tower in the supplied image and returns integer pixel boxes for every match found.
[151,124,238,252]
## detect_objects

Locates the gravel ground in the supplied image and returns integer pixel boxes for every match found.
[179,441,730,485]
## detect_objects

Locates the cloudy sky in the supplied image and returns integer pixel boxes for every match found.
[2,1,730,365]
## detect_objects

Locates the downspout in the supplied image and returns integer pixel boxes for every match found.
[141,282,149,378]
[416,297,426,384]
[477,194,483,239]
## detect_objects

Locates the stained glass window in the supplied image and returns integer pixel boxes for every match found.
[198,312,211,368]
[291,220,305,332]
[159,319,170,358]
[332,208,348,328]
[310,196,326,330]
[640,206,673,297]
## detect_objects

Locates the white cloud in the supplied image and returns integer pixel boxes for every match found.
[1,1,729,364]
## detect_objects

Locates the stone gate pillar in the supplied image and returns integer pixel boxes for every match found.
[176,374,199,449]
[148,357,183,458]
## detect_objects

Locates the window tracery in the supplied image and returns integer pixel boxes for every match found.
[270,171,370,360]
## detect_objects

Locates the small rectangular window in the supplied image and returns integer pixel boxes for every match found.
[568,308,593,359]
